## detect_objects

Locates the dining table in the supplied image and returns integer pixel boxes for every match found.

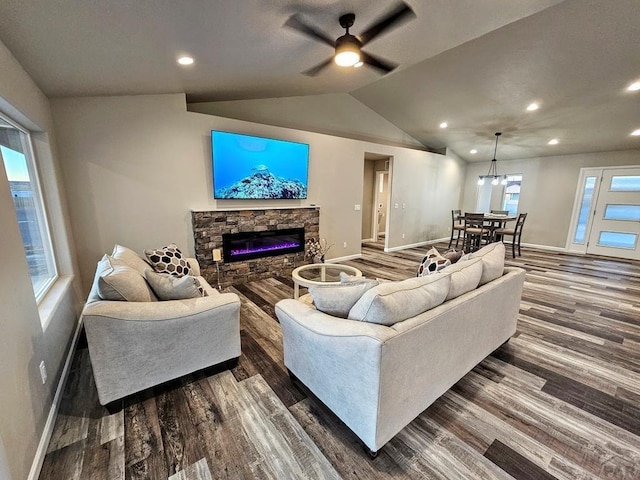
[458,213,518,243]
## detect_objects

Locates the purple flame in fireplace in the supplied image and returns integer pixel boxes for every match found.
[222,228,305,262]
[231,241,300,256]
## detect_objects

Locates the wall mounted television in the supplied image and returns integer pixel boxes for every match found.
[212,131,309,199]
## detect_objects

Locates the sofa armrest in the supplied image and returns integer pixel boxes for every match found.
[82,292,239,322]
[275,299,396,343]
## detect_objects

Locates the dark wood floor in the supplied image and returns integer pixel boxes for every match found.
[39,242,640,479]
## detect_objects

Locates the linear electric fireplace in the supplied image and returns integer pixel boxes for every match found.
[222,228,305,263]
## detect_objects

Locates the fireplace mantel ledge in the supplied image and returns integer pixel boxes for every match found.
[192,205,319,212]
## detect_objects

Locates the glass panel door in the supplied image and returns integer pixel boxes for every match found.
[586,167,640,260]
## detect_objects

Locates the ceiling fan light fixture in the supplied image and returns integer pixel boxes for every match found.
[334,35,361,67]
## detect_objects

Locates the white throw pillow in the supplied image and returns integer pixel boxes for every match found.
[111,244,152,275]
[309,279,379,318]
[440,257,483,300]
[144,270,205,300]
[348,274,451,326]
[97,255,157,302]
[466,242,506,285]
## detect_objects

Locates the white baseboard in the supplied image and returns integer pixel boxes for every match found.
[28,317,84,480]
[520,242,567,253]
[329,253,363,263]
[384,237,449,253]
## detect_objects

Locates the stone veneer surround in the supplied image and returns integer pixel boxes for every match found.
[192,207,319,287]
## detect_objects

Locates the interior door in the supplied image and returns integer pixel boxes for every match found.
[586,168,640,260]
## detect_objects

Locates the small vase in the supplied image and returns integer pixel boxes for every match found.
[313,255,325,264]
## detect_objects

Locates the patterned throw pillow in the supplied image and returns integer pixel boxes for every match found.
[417,247,451,276]
[144,244,192,277]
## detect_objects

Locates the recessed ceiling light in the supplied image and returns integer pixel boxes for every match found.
[470,149,478,154]
[631,129,640,136]
[439,122,448,129]
[177,56,194,66]
[526,102,539,111]
[627,81,640,92]
[353,61,364,68]
[548,138,559,145]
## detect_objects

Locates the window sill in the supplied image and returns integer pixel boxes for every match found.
[39,275,75,331]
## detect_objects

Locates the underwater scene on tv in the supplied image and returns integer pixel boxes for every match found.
[212,131,309,199]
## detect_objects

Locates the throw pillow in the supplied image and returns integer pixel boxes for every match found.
[339,271,365,283]
[144,243,192,277]
[111,244,152,275]
[144,270,204,300]
[466,242,506,285]
[309,279,379,318]
[443,249,464,264]
[348,274,451,326]
[417,247,451,276]
[440,257,483,300]
[97,255,157,302]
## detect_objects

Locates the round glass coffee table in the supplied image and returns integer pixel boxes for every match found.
[291,263,363,299]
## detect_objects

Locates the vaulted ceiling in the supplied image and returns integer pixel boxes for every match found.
[0,0,638,161]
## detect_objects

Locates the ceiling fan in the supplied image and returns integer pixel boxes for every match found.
[284,2,416,76]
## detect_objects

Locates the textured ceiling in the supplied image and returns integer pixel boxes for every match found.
[0,0,638,161]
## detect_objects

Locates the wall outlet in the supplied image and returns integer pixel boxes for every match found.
[354,204,361,211]
[39,361,47,384]
[402,203,406,209]
[343,242,347,248]
[394,203,399,209]
[402,233,405,239]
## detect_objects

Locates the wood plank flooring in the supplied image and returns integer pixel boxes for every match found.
[39,242,640,479]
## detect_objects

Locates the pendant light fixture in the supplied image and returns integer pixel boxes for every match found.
[477,132,508,186]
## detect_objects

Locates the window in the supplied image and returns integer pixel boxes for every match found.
[0,114,57,300]
[610,175,640,192]
[573,176,597,244]
[502,175,522,215]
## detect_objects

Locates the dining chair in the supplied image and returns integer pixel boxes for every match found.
[494,213,528,258]
[489,209,510,238]
[463,213,490,253]
[449,209,465,248]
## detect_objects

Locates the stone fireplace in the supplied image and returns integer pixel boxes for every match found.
[192,207,319,287]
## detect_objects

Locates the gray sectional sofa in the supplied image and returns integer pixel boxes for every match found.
[82,245,241,408]
[275,242,525,456]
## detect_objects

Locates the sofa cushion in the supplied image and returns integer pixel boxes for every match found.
[111,244,151,275]
[417,247,451,276]
[348,274,451,326]
[97,255,157,302]
[441,257,483,300]
[466,242,506,285]
[144,270,206,300]
[309,279,379,318]
[144,243,192,277]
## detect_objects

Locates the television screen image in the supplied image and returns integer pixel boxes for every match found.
[212,131,309,199]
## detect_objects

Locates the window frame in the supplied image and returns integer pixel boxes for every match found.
[0,112,58,302]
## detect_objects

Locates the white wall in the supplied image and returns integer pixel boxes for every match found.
[462,150,640,248]
[0,39,81,480]
[51,93,466,291]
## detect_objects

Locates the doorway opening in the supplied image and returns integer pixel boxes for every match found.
[362,154,392,248]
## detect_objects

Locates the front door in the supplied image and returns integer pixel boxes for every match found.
[586,168,640,259]
[568,167,640,260]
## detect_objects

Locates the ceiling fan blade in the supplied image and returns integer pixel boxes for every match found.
[302,57,334,76]
[284,14,336,48]
[358,2,416,46]
[360,51,397,74]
